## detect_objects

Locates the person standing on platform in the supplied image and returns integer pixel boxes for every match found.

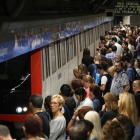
[29,94,50,139]
[49,94,66,140]
[110,61,130,97]
[112,37,122,56]
[133,80,140,135]
[0,125,16,140]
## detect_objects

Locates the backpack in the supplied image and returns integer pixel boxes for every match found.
[129,66,140,80]
[92,64,101,84]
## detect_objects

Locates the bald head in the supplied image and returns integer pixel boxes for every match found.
[0,125,12,140]
[133,80,140,93]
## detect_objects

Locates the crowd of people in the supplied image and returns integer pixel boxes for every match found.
[1,22,140,140]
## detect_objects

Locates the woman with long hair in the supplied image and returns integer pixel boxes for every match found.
[78,64,88,75]
[113,92,138,140]
[99,92,118,126]
[84,111,103,140]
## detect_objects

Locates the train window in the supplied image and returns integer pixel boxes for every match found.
[41,50,45,81]
[45,46,50,78]
[88,30,90,46]
[96,26,99,40]
[60,40,66,66]
[69,37,74,60]
[79,34,82,52]
[95,27,98,41]
[91,29,93,44]
[84,32,86,48]
[66,38,69,62]
[50,43,56,74]
[57,41,61,69]
[85,31,88,47]
[81,32,85,50]
[92,28,95,43]
[72,36,76,57]
[99,25,100,39]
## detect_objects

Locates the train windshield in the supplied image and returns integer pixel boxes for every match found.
[0,53,31,114]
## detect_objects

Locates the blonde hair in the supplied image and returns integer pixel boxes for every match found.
[119,92,138,126]
[51,94,65,105]
[108,66,115,77]
[104,92,118,111]
[94,56,101,61]
[78,64,88,75]
[82,75,95,84]
[84,111,102,140]
[73,67,79,73]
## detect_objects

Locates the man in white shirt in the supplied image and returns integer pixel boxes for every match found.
[112,37,122,56]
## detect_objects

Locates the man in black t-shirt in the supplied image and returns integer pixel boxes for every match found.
[29,94,50,138]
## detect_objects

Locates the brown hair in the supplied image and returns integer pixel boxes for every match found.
[103,120,126,140]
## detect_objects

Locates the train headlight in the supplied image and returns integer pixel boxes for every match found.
[16,107,22,113]
[23,107,28,112]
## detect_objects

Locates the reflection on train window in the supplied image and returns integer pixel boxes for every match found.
[57,41,61,69]
[96,27,98,41]
[85,31,88,47]
[60,40,66,66]
[92,28,95,43]
[76,35,80,54]
[87,30,90,46]
[45,46,50,78]
[69,37,73,60]
[41,50,45,81]
[66,38,69,62]
[79,34,82,52]
[73,36,76,57]
[90,29,93,45]
[84,32,86,48]
[50,43,56,74]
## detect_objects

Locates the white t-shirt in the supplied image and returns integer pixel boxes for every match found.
[128,44,134,57]
[115,42,122,56]
[101,75,108,85]
[77,97,93,109]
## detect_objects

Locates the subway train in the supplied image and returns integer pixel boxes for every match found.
[0,14,113,137]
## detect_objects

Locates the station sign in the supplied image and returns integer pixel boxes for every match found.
[114,1,140,15]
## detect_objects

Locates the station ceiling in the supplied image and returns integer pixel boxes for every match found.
[0,0,114,19]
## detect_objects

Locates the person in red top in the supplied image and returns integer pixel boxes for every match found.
[82,75,95,99]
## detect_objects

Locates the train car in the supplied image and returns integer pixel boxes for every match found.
[0,14,113,138]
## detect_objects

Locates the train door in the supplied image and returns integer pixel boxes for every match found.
[57,39,69,89]
[67,37,77,84]
[78,32,85,65]
[41,46,51,99]
[76,34,81,65]
[93,27,96,56]
[89,29,94,57]
[49,43,58,95]
[94,26,99,53]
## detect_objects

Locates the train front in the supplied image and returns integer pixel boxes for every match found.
[0,53,31,138]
